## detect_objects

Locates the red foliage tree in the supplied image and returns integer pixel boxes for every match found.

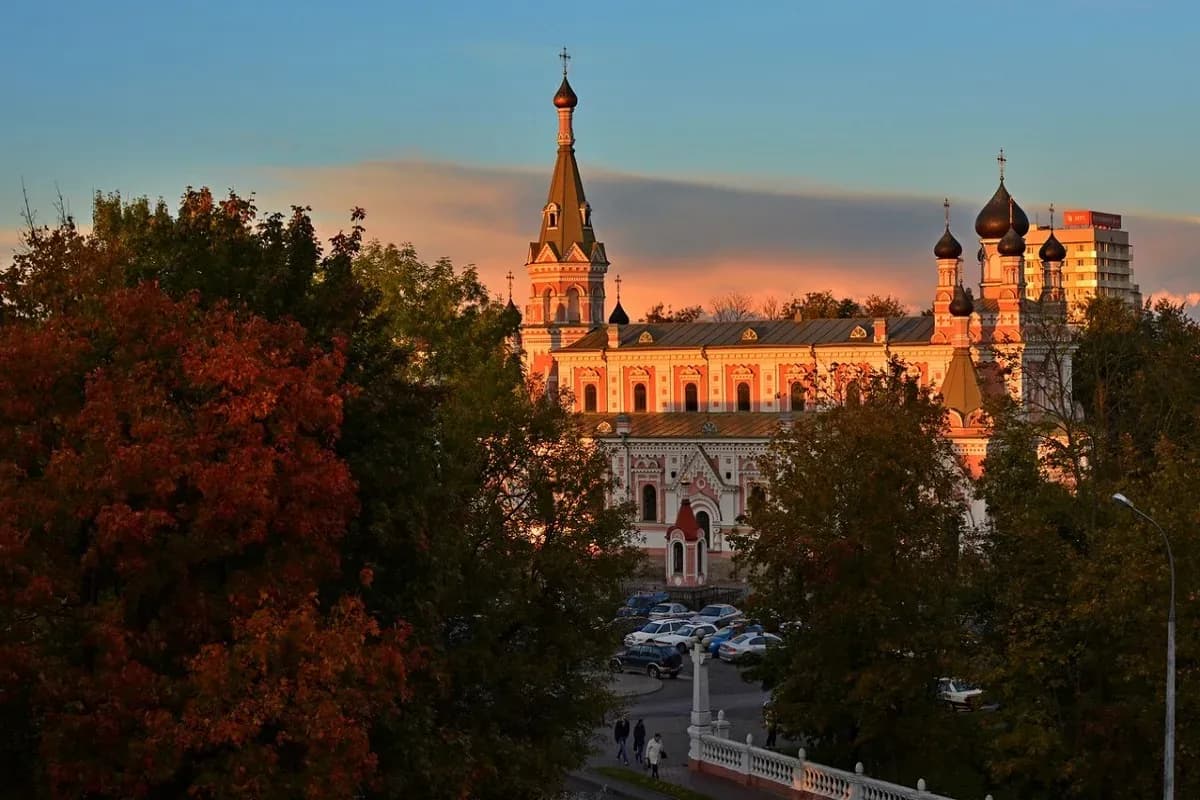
[0,278,415,798]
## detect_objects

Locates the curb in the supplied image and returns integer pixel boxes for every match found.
[612,673,665,698]
[566,768,676,800]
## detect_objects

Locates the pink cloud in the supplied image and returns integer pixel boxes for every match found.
[222,160,1200,321]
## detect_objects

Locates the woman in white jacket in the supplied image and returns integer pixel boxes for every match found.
[644,733,666,779]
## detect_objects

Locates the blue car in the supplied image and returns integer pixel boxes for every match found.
[706,623,763,655]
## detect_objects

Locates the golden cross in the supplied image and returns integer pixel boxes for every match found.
[559,47,571,76]
[997,148,1007,182]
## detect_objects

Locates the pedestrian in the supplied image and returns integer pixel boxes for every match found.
[632,718,646,765]
[645,732,666,779]
[613,715,630,764]
[766,720,778,749]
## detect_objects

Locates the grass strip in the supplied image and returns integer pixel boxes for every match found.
[592,766,715,800]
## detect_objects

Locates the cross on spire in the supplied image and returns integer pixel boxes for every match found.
[614,274,622,300]
[559,46,571,76]
[505,270,514,300]
[1048,202,1055,229]
[997,148,1007,182]
[943,197,950,228]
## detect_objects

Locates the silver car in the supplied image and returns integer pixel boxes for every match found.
[623,618,687,647]
[647,602,693,620]
[691,604,742,628]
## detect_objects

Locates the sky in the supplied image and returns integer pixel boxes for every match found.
[1,0,1197,316]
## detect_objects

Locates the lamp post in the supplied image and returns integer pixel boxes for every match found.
[1113,492,1175,800]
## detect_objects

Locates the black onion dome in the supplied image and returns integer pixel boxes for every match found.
[553,77,578,109]
[608,300,629,325]
[949,283,974,317]
[1039,231,1066,262]
[934,227,963,259]
[975,182,1030,238]
[998,225,1025,256]
[503,297,522,325]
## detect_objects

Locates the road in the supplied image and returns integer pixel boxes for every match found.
[588,653,789,782]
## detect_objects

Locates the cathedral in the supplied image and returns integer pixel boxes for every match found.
[514,62,1070,586]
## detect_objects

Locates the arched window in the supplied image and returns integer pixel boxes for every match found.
[542,289,552,322]
[845,380,862,406]
[697,539,706,577]
[546,204,559,229]
[583,384,597,412]
[633,383,648,413]
[581,203,592,227]
[555,303,566,323]
[672,541,684,575]
[790,382,806,412]
[641,484,657,522]
[684,382,698,412]
[736,381,751,412]
[696,510,710,546]
[566,287,581,322]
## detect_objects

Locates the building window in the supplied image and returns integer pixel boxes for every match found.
[789,382,805,411]
[547,204,559,229]
[642,484,657,522]
[582,204,592,227]
[542,289,552,322]
[698,539,706,576]
[555,303,567,323]
[672,541,684,575]
[736,381,751,411]
[634,383,648,412]
[685,382,698,412]
[696,510,710,546]
[566,287,581,322]
[584,384,597,412]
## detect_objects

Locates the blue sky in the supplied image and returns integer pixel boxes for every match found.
[1,0,1197,311]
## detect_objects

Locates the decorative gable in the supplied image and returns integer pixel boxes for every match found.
[638,331,654,344]
[533,242,562,263]
[741,327,758,342]
[850,325,869,339]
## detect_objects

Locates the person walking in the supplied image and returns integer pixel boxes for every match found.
[632,718,646,765]
[613,716,630,764]
[645,733,666,779]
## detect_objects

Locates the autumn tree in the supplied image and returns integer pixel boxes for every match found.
[784,290,861,320]
[731,371,983,795]
[2,191,640,799]
[709,291,757,321]
[0,241,411,798]
[861,293,907,317]
[642,301,705,323]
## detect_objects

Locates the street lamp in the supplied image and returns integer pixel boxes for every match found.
[1112,492,1175,800]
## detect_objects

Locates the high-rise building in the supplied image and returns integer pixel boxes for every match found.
[1019,210,1141,320]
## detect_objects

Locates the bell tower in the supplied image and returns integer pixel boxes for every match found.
[522,49,610,388]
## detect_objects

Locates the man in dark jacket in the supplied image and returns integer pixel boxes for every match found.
[613,716,630,764]
[632,718,646,765]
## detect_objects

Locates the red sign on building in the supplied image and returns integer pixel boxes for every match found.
[1062,209,1122,229]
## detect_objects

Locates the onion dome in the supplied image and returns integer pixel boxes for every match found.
[975,182,1030,238]
[503,297,522,326]
[608,300,629,325]
[949,283,974,317]
[934,227,963,259]
[998,225,1025,256]
[553,77,578,109]
[1039,231,1066,262]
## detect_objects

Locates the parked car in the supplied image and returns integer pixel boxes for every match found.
[651,622,718,653]
[610,643,683,679]
[623,618,688,647]
[616,591,671,618]
[647,602,693,620]
[718,632,782,663]
[937,678,983,711]
[704,622,763,654]
[691,604,742,628]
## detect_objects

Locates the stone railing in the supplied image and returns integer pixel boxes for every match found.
[697,729,981,800]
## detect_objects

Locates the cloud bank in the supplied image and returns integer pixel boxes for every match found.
[212,160,1200,318]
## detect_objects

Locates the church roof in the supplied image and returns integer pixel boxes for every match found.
[560,316,934,351]
[939,347,984,417]
[578,412,791,440]
[534,144,596,260]
[670,497,702,542]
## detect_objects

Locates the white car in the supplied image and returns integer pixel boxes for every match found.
[651,622,718,653]
[937,678,983,711]
[717,632,782,663]
[647,602,693,620]
[624,618,688,647]
[691,604,742,628]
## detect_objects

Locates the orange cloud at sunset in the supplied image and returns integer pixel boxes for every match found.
[232,160,1200,318]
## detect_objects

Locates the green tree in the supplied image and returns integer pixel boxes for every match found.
[732,371,982,794]
[641,301,704,323]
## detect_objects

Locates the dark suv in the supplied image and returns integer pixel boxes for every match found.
[610,644,683,679]
[615,591,671,618]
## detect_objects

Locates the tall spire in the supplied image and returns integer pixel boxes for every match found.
[534,49,600,262]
